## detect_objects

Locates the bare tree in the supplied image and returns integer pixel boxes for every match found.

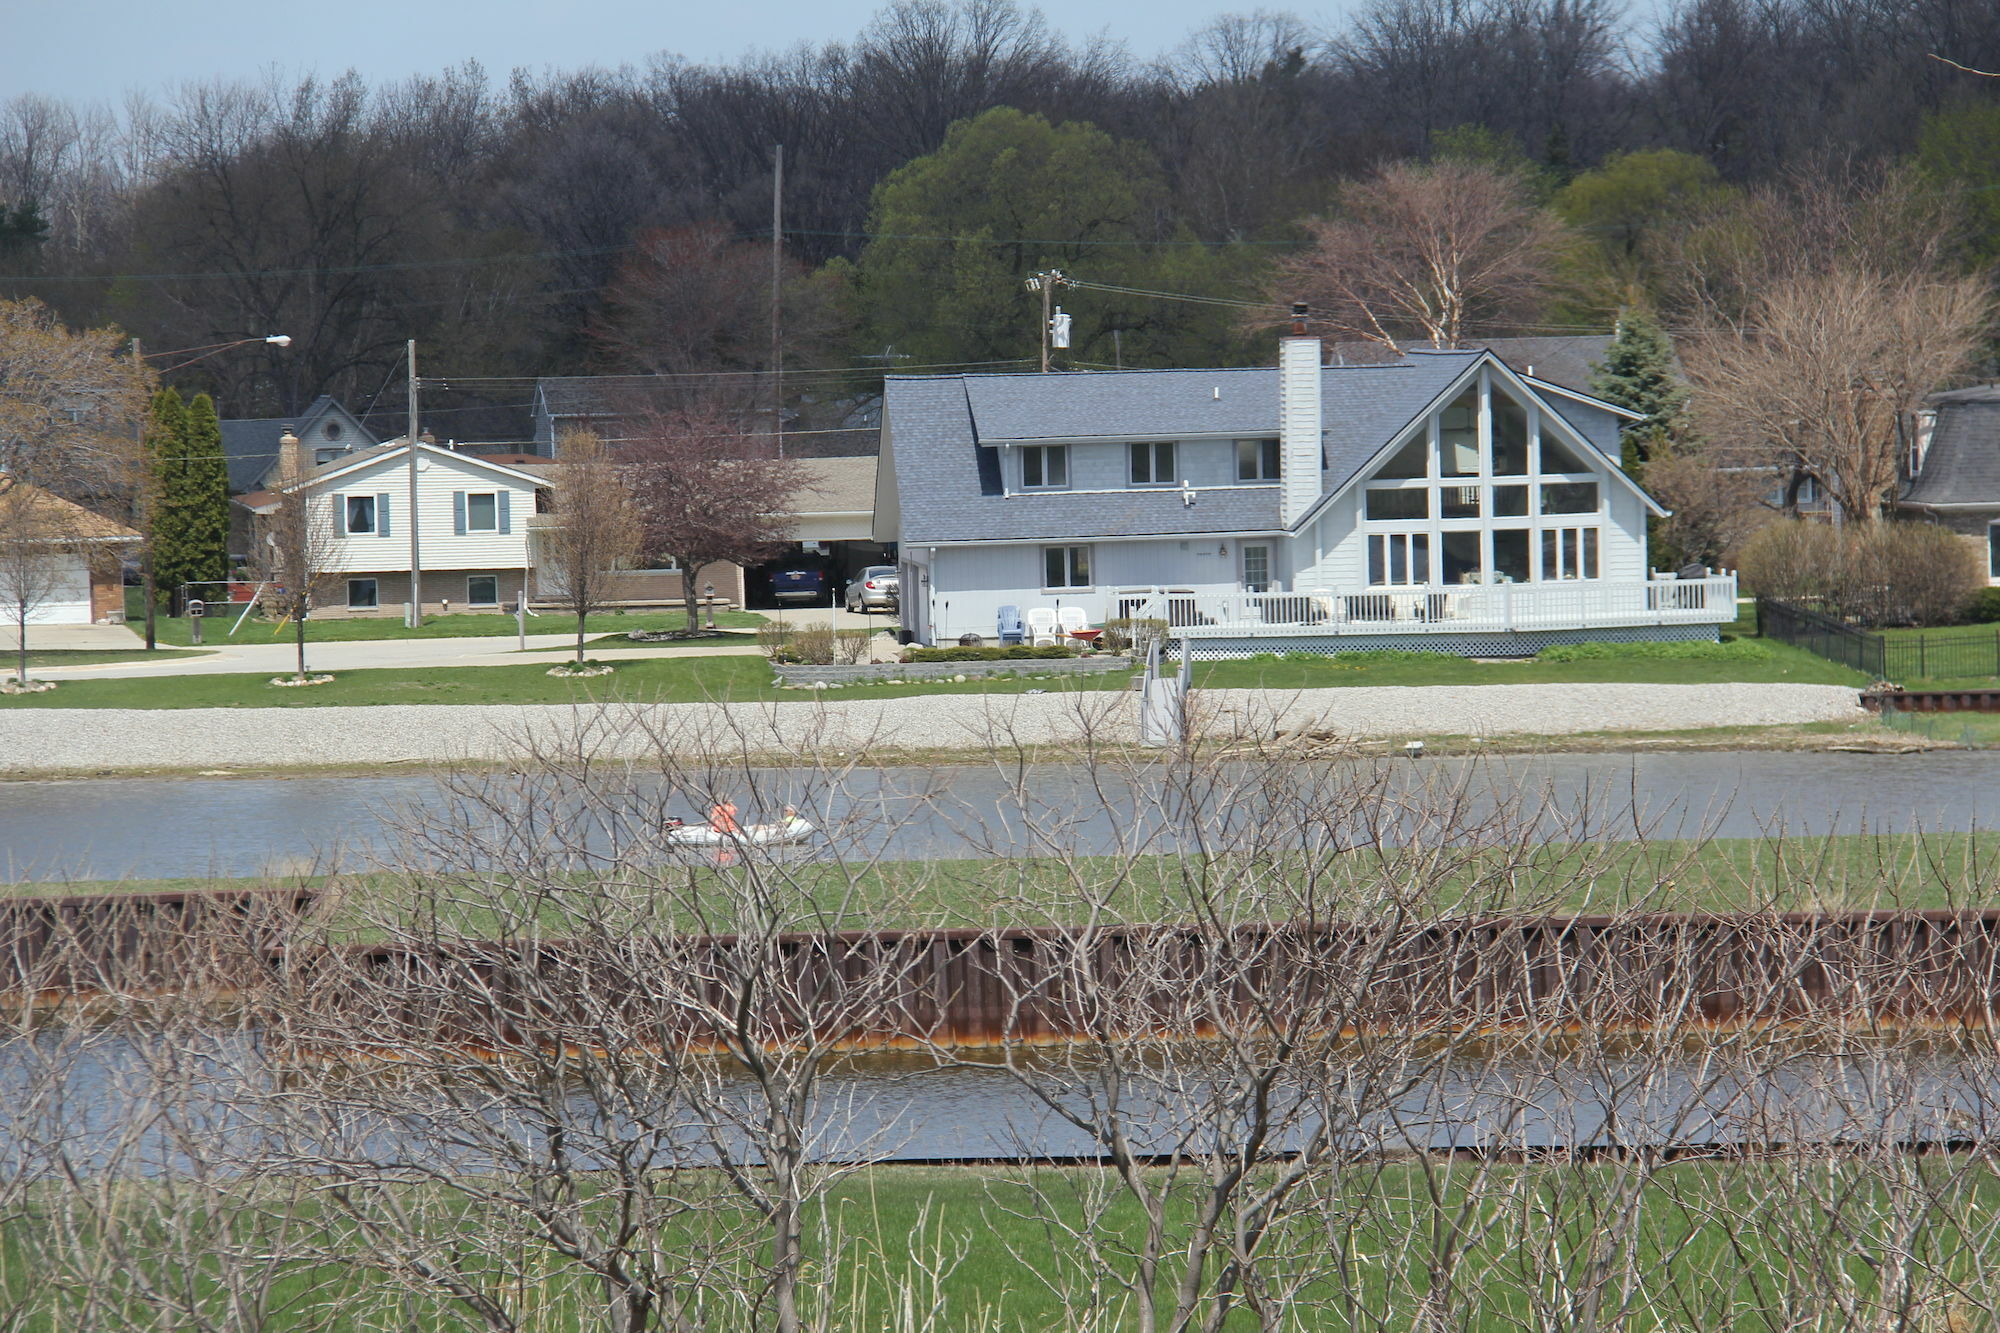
[251,452,340,681]
[1264,160,1572,350]
[0,296,148,501]
[0,480,86,687]
[1682,264,1992,524]
[621,396,802,632]
[539,427,642,665]
[592,222,848,378]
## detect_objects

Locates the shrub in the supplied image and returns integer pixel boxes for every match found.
[1739,518,1985,626]
[1737,520,1847,606]
[765,625,871,664]
[1537,639,1773,662]
[1966,588,2000,624]
[905,644,1085,662]
[1098,618,1168,654]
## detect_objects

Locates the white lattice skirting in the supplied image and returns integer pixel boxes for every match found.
[1180,623,1721,660]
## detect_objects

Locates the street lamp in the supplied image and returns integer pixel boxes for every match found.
[131,333,292,649]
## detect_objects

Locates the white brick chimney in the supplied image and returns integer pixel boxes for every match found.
[1278,303,1322,527]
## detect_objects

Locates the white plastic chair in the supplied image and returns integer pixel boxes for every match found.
[1026,606,1060,646]
[1055,606,1090,637]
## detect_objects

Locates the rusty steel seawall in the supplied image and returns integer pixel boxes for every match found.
[0,887,318,998]
[273,910,2000,1053]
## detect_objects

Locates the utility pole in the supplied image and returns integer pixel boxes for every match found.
[771,144,784,459]
[406,339,423,627]
[132,338,157,650]
[1026,270,1065,373]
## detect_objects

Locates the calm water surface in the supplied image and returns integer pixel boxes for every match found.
[1,751,1996,883]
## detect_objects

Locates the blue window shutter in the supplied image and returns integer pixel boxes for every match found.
[498,490,512,534]
[332,494,346,534]
[376,493,391,538]
[453,491,467,536]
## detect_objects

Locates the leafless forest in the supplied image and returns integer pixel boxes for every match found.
[1,0,1996,422]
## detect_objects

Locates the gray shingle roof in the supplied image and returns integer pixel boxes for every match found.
[1904,387,2000,507]
[887,354,1486,545]
[1333,336,1616,394]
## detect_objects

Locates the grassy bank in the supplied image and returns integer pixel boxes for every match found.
[7,1158,1995,1332]
[14,833,2000,932]
[0,637,1868,709]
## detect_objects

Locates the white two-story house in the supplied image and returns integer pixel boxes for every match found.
[244,436,547,618]
[876,329,1736,656]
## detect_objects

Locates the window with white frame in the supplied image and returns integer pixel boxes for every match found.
[1356,369,1614,586]
[347,578,379,609]
[1020,444,1068,489]
[1128,441,1177,486]
[1241,543,1272,592]
[1043,544,1092,588]
[466,574,499,605]
[465,492,499,532]
[1236,438,1280,481]
[1989,522,2000,581]
[1541,527,1600,579]
[343,494,376,535]
[1367,533,1430,586]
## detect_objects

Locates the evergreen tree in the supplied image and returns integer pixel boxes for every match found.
[180,394,231,588]
[144,387,196,610]
[1590,310,1688,478]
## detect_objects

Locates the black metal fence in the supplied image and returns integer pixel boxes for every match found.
[1759,599,2000,682]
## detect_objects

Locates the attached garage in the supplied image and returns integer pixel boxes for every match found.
[23,555,93,624]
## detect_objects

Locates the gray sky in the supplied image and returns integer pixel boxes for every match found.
[3,0,1314,107]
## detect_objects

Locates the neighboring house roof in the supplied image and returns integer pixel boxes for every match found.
[792,456,877,515]
[232,444,553,513]
[0,479,140,542]
[219,395,378,493]
[1332,335,1615,395]
[886,349,1654,547]
[1903,385,2000,508]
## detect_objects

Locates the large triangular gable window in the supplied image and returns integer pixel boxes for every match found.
[1356,368,1609,588]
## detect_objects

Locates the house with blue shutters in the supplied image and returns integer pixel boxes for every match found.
[240,436,548,619]
[875,328,1737,656]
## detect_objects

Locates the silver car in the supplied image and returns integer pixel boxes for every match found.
[843,565,900,614]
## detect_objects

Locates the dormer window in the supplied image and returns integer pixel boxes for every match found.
[1236,439,1280,481]
[1021,444,1068,489]
[1129,441,1177,486]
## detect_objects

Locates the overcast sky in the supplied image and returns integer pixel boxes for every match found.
[4,0,1338,108]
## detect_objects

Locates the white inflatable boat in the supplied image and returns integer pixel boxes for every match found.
[664,816,817,848]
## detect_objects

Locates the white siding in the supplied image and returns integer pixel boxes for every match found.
[314,451,537,574]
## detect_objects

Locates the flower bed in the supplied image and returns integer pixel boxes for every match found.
[772,655,1132,686]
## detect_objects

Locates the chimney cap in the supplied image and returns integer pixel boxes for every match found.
[1290,302,1309,318]
[1288,301,1311,337]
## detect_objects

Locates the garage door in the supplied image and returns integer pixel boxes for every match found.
[23,559,92,624]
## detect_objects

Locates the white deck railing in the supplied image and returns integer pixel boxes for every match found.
[1110,574,1738,637]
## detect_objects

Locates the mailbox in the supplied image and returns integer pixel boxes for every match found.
[186,599,206,618]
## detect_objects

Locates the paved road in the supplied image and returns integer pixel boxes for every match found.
[17,608,898,679]
[20,630,786,678]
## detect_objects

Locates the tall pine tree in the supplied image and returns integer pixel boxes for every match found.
[181,393,231,588]
[145,387,199,610]
[1589,310,1688,481]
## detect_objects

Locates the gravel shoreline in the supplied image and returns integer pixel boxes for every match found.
[0,684,1870,775]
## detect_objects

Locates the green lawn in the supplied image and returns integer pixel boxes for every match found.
[0,629,1875,710]
[126,594,767,647]
[17,834,2000,933]
[5,1155,1996,1332]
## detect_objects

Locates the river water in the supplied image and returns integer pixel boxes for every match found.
[1,750,1995,884]
[12,1027,1998,1172]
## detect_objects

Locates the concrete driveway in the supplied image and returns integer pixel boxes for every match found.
[0,623,145,651]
